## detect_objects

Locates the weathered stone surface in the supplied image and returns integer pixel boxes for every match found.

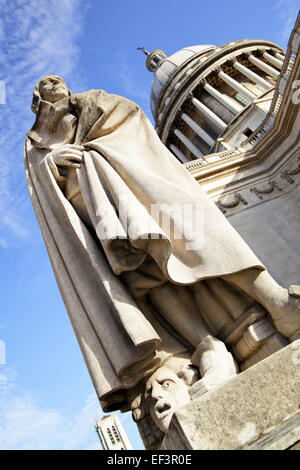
[161,340,300,450]
[242,412,300,450]
[289,285,300,297]
[290,440,300,450]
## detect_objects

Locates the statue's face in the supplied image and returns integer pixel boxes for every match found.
[39,76,69,103]
[146,365,191,434]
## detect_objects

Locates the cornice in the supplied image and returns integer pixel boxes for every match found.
[215,153,300,217]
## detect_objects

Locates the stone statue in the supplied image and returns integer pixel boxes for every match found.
[25,76,300,448]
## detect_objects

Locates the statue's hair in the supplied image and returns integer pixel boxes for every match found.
[31,75,71,114]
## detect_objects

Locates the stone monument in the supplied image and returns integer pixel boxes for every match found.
[25,73,300,449]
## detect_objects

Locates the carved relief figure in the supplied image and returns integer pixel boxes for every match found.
[25,76,300,446]
[145,356,198,434]
[130,343,238,448]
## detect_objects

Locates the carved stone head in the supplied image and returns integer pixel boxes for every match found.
[31,75,71,113]
[144,356,199,434]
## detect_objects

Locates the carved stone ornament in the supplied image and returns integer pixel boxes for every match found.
[250,180,282,199]
[215,192,248,213]
[281,156,300,184]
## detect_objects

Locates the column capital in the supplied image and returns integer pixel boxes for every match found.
[212,66,221,76]
[186,91,194,102]
[227,58,236,67]
[170,124,177,135]
[198,78,207,88]
[241,52,250,60]
[255,48,264,57]
[176,108,184,119]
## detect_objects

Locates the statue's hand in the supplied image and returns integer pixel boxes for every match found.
[51,144,83,168]
[46,144,84,183]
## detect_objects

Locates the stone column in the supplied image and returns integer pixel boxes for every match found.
[248,54,280,79]
[173,128,204,159]
[181,112,215,147]
[169,143,190,163]
[190,96,227,132]
[275,52,285,62]
[202,81,243,114]
[262,51,283,69]
[218,69,256,101]
[232,60,273,91]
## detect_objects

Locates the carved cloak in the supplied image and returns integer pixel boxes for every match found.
[24,89,264,411]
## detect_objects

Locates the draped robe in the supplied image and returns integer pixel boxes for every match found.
[24,89,264,412]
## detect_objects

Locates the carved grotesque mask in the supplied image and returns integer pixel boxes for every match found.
[145,358,198,434]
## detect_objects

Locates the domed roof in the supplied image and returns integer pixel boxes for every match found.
[149,45,216,116]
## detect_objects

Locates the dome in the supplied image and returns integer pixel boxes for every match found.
[150,45,216,116]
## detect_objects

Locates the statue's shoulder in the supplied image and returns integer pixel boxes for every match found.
[71,89,140,111]
[24,136,33,152]
[105,91,140,110]
[69,89,102,107]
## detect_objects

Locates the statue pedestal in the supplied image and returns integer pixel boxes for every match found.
[160,340,300,450]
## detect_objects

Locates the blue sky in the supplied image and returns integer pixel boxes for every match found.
[0,0,298,450]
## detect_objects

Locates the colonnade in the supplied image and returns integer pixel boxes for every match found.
[169,50,284,162]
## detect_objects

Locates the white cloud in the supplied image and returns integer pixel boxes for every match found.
[276,0,299,44]
[0,0,86,247]
[0,369,102,450]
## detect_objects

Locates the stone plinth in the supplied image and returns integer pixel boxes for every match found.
[161,340,300,450]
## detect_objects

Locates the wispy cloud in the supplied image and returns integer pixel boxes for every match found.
[0,369,102,450]
[276,0,299,44]
[0,0,86,247]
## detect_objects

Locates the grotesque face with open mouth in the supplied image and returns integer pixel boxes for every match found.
[145,362,192,434]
